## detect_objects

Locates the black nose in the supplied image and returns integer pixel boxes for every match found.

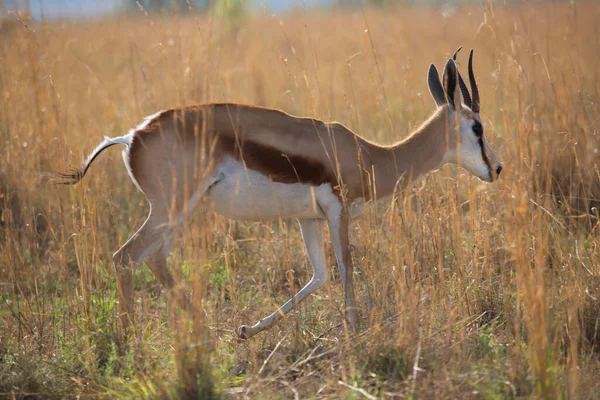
[496,165,503,176]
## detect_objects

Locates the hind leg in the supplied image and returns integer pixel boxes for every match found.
[112,212,171,337]
[112,170,217,337]
[144,245,195,316]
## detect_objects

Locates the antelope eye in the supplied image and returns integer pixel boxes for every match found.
[472,121,483,137]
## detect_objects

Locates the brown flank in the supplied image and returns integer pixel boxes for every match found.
[130,104,338,189]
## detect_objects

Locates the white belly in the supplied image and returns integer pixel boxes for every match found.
[205,158,368,221]
[206,159,325,221]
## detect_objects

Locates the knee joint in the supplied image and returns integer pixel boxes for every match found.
[112,249,131,268]
[313,272,329,289]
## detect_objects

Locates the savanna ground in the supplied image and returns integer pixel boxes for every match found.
[2,1,600,398]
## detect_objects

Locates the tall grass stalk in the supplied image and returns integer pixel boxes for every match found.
[1,2,600,397]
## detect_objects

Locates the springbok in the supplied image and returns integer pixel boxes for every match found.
[59,49,502,339]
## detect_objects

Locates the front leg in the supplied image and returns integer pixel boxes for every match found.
[325,201,359,332]
[237,219,328,339]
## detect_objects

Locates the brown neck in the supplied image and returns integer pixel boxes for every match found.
[371,108,449,200]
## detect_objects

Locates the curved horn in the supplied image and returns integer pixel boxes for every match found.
[468,49,480,113]
[452,46,472,108]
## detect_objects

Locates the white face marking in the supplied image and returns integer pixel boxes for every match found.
[444,114,492,182]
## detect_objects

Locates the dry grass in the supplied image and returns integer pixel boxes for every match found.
[2,1,600,398]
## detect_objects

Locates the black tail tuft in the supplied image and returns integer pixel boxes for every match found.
[54,167,85,185]
[55,135,128,186]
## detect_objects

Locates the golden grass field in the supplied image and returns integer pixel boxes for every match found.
[2,1,600,398]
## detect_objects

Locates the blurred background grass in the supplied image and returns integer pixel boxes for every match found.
[2,0,600,398]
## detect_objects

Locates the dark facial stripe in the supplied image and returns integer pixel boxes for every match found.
[473,120,483,137]
[478,137,492,173]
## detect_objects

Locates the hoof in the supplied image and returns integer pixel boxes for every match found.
[236,325,250,340]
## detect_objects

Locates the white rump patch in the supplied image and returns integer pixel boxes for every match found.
[121,111,163,192]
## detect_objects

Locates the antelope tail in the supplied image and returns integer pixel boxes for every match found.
[56,134,132,185]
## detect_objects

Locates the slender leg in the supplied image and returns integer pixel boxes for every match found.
[145,248,175,289]
[112,212,170,337]
[325,203,359,332]
[112,177,215,339]
[144,248,194,315]
[237,219,328,339]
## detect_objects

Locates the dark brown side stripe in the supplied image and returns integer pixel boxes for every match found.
[216,134,335,187]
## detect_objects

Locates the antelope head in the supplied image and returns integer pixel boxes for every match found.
[428,48,503,183]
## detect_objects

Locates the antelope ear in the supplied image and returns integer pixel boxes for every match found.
[442,58,461,111]
[428,64,446,108]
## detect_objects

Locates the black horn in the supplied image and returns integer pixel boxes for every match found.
[452,47,472,109]
[468,49,480,113]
